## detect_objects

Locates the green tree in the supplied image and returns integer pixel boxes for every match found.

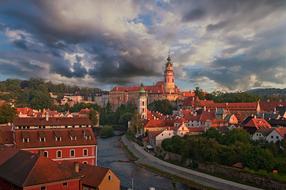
[194,87,205,100]
[89,109,99,126]
[129,113,144,135]
[148,100,174,115]
[119,112,133,128]
[0,104,16,124]
[100,125,114,138]
[29,90,52,109]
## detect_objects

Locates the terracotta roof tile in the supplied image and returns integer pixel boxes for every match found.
[275,127,286,138]
[13,117,92,126]
[244,118,272,129]
[0,150,79,187]
[60,161,111,188]
[15,128,96,149]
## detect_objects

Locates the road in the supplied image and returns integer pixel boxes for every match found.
[121,135,263,190]
[97,136,191,190]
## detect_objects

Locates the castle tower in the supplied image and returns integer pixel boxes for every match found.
[164,55,175,93]
[138,84,147,119]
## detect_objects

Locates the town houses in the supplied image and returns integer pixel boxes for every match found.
[1,116,97,165]
[0,149,120,190]
[0,109,120,190]
[139,97,286,148]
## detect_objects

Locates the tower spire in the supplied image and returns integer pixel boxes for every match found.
[167,49,171,62]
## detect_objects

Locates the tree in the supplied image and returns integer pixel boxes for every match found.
[194,87,205,100]
[100,125,114,138]
[204,128,222,141]
[29,90,52,109]
[0,104,16,124]
[148,100,175,115]
[243,147,274,171]
[222,128,250,145]
[89,109,99,126]
[119,112,133,128]
[129,113,144,135]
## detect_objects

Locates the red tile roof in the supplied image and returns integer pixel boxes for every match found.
[16,107,33,115]
[0,150,79,187]
[275,127,286,138]
[181,91,195,97]
[199,111,216,121]
[60,161,114,188]
[260,102,286,112]
[188,127,206,133]
[15,128,96,149]
[13,117,92,126]
[244,118,272,129]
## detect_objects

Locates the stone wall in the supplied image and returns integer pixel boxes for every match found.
[198,163,286,190]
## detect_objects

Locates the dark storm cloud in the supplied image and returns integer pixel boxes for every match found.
[0,0,164,85]
[182,8,205,22]
[0,0,285,89]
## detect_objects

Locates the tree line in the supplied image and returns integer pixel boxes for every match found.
[0,78,102,110]
[162,128,286,175]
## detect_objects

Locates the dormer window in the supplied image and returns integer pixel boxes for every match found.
[55,137,62,141]
[22,138,30,143]
[84,135,91,140]
[39,137,46,142]
[70,136,77,141]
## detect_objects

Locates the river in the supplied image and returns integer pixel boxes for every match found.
[97,135,191,190]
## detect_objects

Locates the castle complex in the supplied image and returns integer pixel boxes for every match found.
[108,55,194,110]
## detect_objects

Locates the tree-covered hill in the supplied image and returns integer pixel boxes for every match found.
[0,78,102,109]
[246,88,286,101]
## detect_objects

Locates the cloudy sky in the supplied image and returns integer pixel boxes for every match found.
[0,0,285,91]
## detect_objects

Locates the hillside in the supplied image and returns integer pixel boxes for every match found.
[0,78,102,109]
[246,88,286,101]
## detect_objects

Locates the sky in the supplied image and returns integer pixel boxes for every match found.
[0,0,285,92]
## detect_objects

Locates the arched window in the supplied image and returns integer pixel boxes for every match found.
[56,150,62,158]
[44,151,48,158]
[70,149,75,157]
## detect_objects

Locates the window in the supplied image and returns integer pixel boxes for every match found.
[23,138,29,143]
[83,161,88,164]
[108,174,112,181]
[40,187,46,190]
[56,150,62,158]
[142,101,145,106]
[39,137,46,142]
[63,182,68,188]
[70,149,75,157]
[44,151,48,158]
[56,137,62,141]
[83,149,88,156]
[271,136,273,139]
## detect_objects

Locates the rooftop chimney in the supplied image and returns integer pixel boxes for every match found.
[45,111,49,121]
[74,162,80,173]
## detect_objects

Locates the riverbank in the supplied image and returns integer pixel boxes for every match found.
[121,135,262,190]
[97,136,190,190]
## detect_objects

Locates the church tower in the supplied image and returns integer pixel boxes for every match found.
[164,55,175,93]
[138,84,147,119]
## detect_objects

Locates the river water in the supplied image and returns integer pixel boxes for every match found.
[97,136,191,190]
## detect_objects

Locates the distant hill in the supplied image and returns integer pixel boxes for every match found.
[0,78,103,109]
[246,88,286,101]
